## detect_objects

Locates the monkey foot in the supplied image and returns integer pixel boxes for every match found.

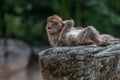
[97,41,110,46]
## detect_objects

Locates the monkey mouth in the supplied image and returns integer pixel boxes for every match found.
[47,27,52,29]
[47,27,53,32]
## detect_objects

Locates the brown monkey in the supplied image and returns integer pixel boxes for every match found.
[46,15,116,47]
[46,15,64,46]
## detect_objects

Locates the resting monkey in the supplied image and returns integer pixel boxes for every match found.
[46,15,116,47]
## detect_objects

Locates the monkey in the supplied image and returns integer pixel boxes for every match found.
[46,15,117,47]
[46,15,64,46]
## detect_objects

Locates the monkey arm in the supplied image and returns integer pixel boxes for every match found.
[59,20,74,40]
[55,20,74,46]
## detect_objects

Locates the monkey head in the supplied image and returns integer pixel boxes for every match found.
[46,15,64,34]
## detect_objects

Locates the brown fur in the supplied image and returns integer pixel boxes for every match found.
[46,15,117,47]
[46,15,64,46]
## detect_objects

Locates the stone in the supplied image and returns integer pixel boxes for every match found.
[39,40,120,80]
[0,39,31,78]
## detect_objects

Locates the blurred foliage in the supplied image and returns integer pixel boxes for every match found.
[0,0,120,46]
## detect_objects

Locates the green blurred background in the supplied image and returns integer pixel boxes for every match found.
[0,0,120,46]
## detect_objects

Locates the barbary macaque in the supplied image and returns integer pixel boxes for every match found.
[46,15,117,47]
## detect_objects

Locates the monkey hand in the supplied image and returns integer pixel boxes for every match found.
[63,19,74,28]
[55,40,64,47]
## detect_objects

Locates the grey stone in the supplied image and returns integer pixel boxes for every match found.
[0,39,31,78]
[39,40,120,80]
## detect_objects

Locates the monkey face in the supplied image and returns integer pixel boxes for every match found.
[46,17,63,34]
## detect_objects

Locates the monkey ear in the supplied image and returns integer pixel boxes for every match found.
[63,19,74,26]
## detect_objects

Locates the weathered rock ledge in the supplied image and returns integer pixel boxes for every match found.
[39,41,120,80]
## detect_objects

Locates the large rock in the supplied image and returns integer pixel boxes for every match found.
[39,41,120,80]
[0,39,31,78]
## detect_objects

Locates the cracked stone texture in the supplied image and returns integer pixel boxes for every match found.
[39,41,120,80]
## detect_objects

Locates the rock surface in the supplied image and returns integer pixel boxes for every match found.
[0,39,31,78]
[39,40,120,80]
[0,38,46,80]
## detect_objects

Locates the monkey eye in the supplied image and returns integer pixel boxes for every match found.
[48,19,58,24]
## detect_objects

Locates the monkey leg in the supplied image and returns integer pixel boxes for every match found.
[85,26,108,46]
[78,26,107,46]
